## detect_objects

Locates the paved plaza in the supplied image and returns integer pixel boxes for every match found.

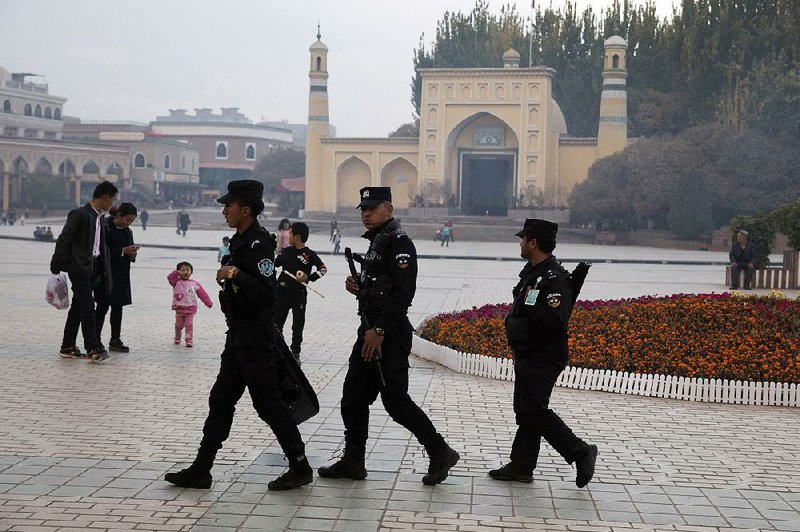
[0,227,798,531]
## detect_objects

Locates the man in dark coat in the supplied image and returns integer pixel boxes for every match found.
[489,219,598,487]
[50,181,117,363]
[729,229,758,290]
[95,203,139,353]
[139,209,149,231]
[318,186,459,486]
[165,180,314,491]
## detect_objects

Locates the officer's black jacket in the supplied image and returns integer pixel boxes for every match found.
[275,247,327,293]
[505,256,573,354]
[221,220,278,343]
[359,218,416,333]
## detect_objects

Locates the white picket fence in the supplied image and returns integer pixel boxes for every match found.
[412,335,799,407]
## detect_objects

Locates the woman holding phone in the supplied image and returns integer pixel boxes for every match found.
[95,202,139,353]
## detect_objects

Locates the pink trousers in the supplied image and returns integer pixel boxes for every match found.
[174,313,195,345]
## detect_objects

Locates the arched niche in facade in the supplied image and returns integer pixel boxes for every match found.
[13,156,28,175]
[107,162,124,181]
[59,159,77,177]
[336,156,372,211]
[82,160,100,176]
[380,157,418,209]
[35,157,52,174]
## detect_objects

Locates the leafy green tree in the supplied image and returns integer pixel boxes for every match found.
[25,173,70,208]
[666,175,713,239]
[571,124,800,238]
[250,148,305,200]
[388,119,420,137]
[772,199,800,250]
[570,151,635,229]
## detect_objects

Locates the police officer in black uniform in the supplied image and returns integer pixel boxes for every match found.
[164,180,313,491]
[318,186,459,485]
[490,219,598,487]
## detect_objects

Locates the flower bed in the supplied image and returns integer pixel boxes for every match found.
[419,293,800,384]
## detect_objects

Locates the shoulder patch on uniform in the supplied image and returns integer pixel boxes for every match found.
[396,252,411,269]
[547,292,562,308]
[258,258,275,277]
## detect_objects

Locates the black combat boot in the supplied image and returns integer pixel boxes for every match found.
[317,446,367,480]
[164,466,212,489]
[164,445,216,489]
[268,454,313,491]
[488,461,534,483]
[575,444,598,488]
[422,445,460,485]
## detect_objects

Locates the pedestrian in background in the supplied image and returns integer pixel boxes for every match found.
[729,229,758,290]
[278,218,291,251]
[167,262,213,348]
[332,228,342,255]
[217,236,231,263]
[330,216,338,242]
[50,180,117,363]
[440,224,451,247]
[274,222,327,365]
[179,211,191,236]
[139,209,149,231]
[95,203,139,353]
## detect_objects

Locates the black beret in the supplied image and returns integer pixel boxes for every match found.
[515,218,558,240]
[357,187,392,208]
[217,180,264,210]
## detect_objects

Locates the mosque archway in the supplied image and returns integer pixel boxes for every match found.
[445,112,519,216]
[380,157,418,209]
[336,156,371,211]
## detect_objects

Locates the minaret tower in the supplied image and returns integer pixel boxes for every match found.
[596,34,628,158]
[304,24,329,212]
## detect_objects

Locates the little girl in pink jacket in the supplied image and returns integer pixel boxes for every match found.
[168,261,213,347]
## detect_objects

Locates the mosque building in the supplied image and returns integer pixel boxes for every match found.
[303,31,629,216]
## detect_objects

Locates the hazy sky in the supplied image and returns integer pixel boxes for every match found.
[2,0,677,137]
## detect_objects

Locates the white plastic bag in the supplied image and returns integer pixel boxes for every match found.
[46,273,70,310]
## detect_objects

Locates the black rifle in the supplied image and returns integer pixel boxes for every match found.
[345,247,386,387]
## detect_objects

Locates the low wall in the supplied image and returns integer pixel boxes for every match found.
[412,335,799,407]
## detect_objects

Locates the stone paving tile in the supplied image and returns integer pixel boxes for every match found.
[0,237,799,531]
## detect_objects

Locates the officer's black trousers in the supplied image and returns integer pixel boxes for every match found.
[341,329,447,456]
[510,352,589,471]
[273,291,307,354]
[200,345,305,459]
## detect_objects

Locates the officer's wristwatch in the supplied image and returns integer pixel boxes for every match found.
[374,327,385,336]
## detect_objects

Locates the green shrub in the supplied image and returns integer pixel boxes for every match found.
[772,198,800,250]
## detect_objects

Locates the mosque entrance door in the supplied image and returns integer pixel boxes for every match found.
[460,152,515,216]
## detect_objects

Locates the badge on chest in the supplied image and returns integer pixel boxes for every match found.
[524,288,539,306]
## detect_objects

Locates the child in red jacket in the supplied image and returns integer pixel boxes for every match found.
[167,262,213,347]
